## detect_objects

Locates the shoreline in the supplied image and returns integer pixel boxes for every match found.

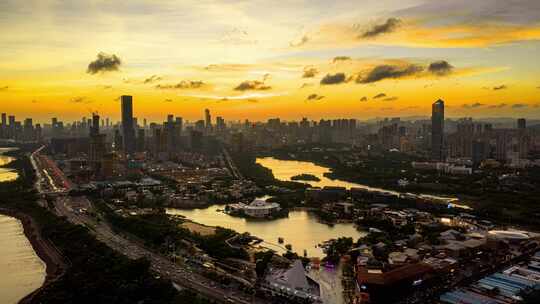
[0,208,66,304]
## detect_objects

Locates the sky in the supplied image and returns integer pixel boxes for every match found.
[1,0,540,123]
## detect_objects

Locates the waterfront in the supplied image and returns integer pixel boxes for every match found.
[256,157,462,205]
[167,208,365,258]
[0,147,19,182]
[0,215,46,304]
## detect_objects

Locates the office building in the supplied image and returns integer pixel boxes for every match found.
[431,99,445,161]
[121,95,135,154]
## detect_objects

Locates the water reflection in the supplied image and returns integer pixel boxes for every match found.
[0,147,18,182]
[167,208,364,258]
[0,215,46,304]
[256,157,459,204]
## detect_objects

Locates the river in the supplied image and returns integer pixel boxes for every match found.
[0,147,19,182]
[0,215,46,304]
[167,208,365,258]
[256,157,463,206]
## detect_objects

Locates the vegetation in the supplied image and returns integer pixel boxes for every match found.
[290,173,320,182]
[97,201,248,260]
[0,147,212,303]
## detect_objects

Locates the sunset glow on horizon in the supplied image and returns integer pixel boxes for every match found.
[1,0,540,122]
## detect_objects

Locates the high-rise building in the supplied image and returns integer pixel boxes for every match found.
[91,113,100,136]
[121,95,135,154]
[1,113,6,126]
[205,109,211,130]
[431,99,445,161]
[89,113,106,177]
[517,118,526,130]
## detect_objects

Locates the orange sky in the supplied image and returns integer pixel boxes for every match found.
[1,0,540,123]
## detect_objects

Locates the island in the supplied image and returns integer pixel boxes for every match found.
[290,173,321,182]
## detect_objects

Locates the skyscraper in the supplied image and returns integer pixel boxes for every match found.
[205,109,211,130]
[1,113,6,126]
[517,118,526,130]
[121,95,135,154]
[431,99,445,161]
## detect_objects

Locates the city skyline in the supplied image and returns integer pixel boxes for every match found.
[1,0,540,121]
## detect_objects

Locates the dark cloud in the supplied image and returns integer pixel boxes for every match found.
[303,67,319,78]
[102,85,113,89]
[0,86,8,91]
[493,85,507,90]
[383,96,399,101]
[156,80,205,89]
[332,56,351,63]
[300,83,313,89]
[360,18,401,38]
[462,102,485,108]
[320,73,347,85]
[307,94,325,101]
[360,96,368,102]
[373,93,387,99]
[357,64,424,83]
[144,75,163,84]
[87,52,121,74]
[69,96,91,104]
[164,98,173,102]
[234,80,271,91]
[512,103,527,109]
[428,60,454,76]
[263,73,271,81]
[290,35,309,47]
[247,98,258,103]
[488,103,507,109]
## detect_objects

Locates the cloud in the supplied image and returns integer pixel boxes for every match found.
[428,60,454,76]
[300,83,313,89]
[383,96,399,101]
[156,80,205,89]
[144,75,163,84]
[303,67,319,78]
[290,35,309,47]
[0,86,8,91]
[488,103,507,109]
[234,80,271,91]
[87,52,121,74]
[182,92,284,100]
[493,85,507,90]
[332,56,351,63]
[360,18,401,38]
[373,93,387,99]
[69,96,91,104]
[307,94,325,101]
[164,98,173,102]
[357,64,424,83]
[220,27,258,45]
[102,85,112,90]
[462,102,485,108]
[320,73,347,85]
[512,103,528,109]
[360,96,368,102]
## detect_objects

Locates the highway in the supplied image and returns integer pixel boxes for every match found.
[52,196,267,304]
[30,146,269,303]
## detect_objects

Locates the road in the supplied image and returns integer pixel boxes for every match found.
[52,196,268,304]
[30,146,268,304]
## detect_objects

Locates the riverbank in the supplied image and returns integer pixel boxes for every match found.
[0,207,66,304]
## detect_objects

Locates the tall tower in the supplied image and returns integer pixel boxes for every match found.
[517,118,526,130]
[121,95,135,154]
[431,99,445,161]
[205,109,211,130]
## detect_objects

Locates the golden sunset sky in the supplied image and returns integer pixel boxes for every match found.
[1,0,540,123]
